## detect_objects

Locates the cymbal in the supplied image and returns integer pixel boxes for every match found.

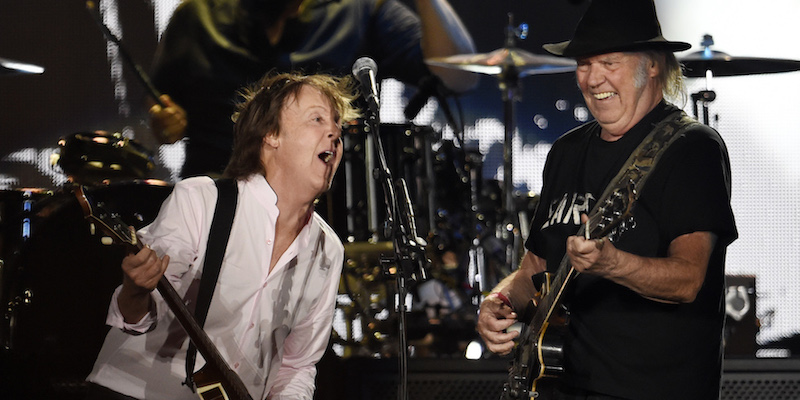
[0,57,45,76]
[426,47,576,77]
[681,50,800,77]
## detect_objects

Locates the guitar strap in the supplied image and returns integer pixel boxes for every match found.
[184,178,239,390]
[584,109,699,230]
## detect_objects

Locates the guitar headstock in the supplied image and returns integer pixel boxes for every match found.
[74,186,141,253]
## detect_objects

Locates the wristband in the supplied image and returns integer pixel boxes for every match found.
[490,292,513,309]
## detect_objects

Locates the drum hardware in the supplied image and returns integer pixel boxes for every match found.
[1,188,52,351]
[54,131,156,184]
[681,34,800,125]
[333,123,439,243]
[4,287,32,351]
[335,242,396,358]
[0,181,172,397]
[426,14,575,274]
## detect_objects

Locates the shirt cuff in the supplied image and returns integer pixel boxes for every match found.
[106,285,158,335]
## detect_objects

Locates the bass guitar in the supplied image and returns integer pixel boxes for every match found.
[75,186,253,400]
[502,184,635,399]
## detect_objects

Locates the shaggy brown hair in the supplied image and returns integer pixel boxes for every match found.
[223,72,360,179]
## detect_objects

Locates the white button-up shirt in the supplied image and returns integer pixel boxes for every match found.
[87,175,344,400]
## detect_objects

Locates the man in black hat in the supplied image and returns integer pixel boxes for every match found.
[476,1,737,399]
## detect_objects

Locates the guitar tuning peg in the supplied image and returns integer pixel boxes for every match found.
[89,222,96,235]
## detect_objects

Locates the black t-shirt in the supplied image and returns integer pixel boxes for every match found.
[525,101,738,400]
[151,0,430,176]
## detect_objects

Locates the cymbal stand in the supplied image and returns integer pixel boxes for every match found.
[691,35,718,127]
[498,14,527,273]
[691,85,716,126]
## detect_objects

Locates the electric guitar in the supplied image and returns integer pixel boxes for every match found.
[75,186,254,400]
[501,184,635,399]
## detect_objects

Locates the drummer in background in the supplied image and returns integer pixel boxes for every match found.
[85,72,360,399]
[148,0,477,178]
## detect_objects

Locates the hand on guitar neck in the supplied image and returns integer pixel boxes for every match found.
[565,214,613,276]
[118,246,170,324]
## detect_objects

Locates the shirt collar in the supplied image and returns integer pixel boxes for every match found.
[246,174,278,211]
[246,174,314,248]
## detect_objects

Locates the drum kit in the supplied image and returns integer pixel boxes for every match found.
[1,58,173,398]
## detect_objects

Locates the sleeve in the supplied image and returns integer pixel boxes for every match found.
[104,286,158,334]
[656,128,738,247]
[105,177,216,333]
[267,240,345,399]
[366,0,431,85]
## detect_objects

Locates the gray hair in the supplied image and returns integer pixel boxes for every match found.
[640,50,688,106]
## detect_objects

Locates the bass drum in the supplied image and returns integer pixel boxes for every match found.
[1,180,172,400]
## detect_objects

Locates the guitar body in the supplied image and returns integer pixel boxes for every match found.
[530,319,567,397]
[503,276,567,400]
[193,365,229,400]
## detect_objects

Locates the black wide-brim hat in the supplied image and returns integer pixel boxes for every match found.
[543,0,691,58]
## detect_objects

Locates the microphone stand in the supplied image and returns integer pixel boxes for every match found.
[364,109,430,400]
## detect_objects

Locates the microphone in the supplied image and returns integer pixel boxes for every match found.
[351,57,380,116]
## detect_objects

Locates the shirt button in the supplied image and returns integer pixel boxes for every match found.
[234,362,240,369]
[266,239,273,245]
[249,322,255,329]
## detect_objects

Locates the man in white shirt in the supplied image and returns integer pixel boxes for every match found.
[86,72,360,400]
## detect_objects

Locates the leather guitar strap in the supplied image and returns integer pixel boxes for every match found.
[184,178,239,390]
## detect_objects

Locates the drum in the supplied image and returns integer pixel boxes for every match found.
[56,131,156,184]
[318,122,439,242]
[0,180,172,399]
